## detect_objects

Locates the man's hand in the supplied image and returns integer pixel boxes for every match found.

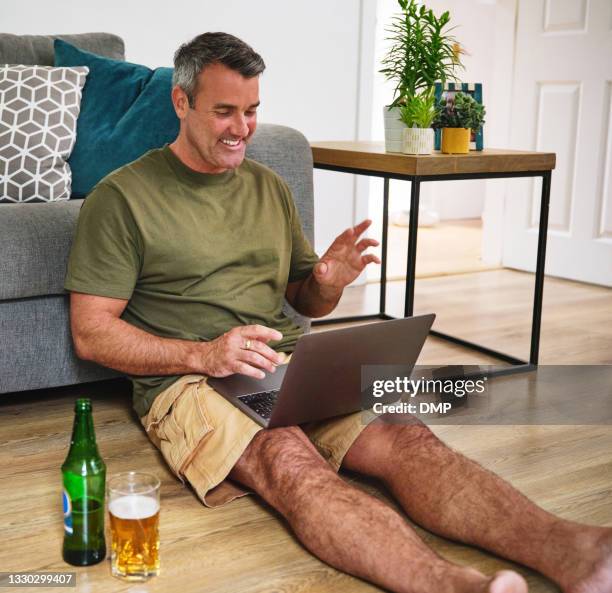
[285,219,381,318]
[199,325,284,380]
[314,219,381,291]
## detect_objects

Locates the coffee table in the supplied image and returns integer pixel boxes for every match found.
[310,142,556,376]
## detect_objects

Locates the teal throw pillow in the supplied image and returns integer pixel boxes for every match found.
[54,39,179,197]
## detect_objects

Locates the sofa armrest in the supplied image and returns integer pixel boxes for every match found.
[246,123,315,247]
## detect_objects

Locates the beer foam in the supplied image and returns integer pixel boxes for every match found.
[109,495,159,520]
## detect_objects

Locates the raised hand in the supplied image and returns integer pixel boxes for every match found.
[314,219,381,290]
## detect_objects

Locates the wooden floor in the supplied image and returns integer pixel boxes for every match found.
[382,218,500,280]
[330,269,612,365]
[1,269,611,593]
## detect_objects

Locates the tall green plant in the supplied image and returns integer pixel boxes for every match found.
[380,0,463,108]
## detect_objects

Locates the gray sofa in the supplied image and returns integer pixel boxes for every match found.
[0,33,314,395]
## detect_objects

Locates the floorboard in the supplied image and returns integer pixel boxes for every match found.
[1,269,610,593]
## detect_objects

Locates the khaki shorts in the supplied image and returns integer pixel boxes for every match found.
[141,353,374,507]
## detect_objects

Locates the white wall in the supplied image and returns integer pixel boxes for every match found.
[480,0,517,265]
[2,0,373,253]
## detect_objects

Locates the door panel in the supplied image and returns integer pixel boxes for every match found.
[503,0,612,286]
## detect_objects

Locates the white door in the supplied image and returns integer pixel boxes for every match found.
[503,0,612,287]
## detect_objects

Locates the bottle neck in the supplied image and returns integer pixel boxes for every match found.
[69,410,100,457]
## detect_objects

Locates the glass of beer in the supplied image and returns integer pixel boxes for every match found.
[108,472,160,580]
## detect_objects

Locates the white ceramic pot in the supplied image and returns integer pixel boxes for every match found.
[383,106,406,153]
[401,127,434,155]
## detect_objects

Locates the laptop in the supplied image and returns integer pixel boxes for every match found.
[208,314,435,428]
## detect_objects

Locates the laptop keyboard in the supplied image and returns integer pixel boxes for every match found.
[238,390,280,420]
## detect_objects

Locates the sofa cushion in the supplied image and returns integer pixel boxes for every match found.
[0,65,88,202]
[0,200,83,300]
[0,32,124,66]
[0,294,119,393]
[54,39,179,198]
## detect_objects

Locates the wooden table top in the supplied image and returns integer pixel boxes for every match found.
[310,141,556,177]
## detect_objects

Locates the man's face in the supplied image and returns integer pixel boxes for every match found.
[175,62,260,173]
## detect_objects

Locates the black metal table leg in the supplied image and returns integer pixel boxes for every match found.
[404,177,421,317]
[379,178,390,316]
[529,171,552,365]
[312,162,552,373]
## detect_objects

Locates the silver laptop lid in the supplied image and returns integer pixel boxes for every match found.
[267,314,435,427]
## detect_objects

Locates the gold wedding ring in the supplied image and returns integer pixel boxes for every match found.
[244,339,252,350]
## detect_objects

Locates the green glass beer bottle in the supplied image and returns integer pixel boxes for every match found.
[61,398,106,566]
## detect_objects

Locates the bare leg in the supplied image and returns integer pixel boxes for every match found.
[342,416,612,593]
[229,426,526,593]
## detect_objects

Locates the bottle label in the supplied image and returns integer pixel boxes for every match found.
[63,489,73,535]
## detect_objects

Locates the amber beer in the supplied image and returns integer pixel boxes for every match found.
[108,472,160,580]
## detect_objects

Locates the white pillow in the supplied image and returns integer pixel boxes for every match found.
[0,65,88,202]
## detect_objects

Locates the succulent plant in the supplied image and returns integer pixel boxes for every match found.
[398,89,436,128]
[433,92,486,131]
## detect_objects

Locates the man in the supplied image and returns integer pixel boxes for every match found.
[65,33,611,593]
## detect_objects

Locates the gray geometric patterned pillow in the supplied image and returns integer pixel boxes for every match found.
[0,65,88,202]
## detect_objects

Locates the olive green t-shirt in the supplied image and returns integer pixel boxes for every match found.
[65,146,319,417]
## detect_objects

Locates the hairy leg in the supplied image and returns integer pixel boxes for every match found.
[229,426,526,593]
[342,417,612,593]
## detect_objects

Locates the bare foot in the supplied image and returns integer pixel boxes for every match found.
[488,570,528,593]
[566,529,612,593]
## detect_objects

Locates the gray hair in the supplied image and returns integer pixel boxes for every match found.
[173,32,266,108]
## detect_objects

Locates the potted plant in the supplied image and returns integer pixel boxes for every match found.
[398,89,436,154]
[433,92,486,154]
[380,0,462,152]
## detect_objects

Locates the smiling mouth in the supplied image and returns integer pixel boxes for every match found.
[220,138,242,148]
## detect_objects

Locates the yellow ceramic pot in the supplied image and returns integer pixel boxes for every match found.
[441,128,471,154]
